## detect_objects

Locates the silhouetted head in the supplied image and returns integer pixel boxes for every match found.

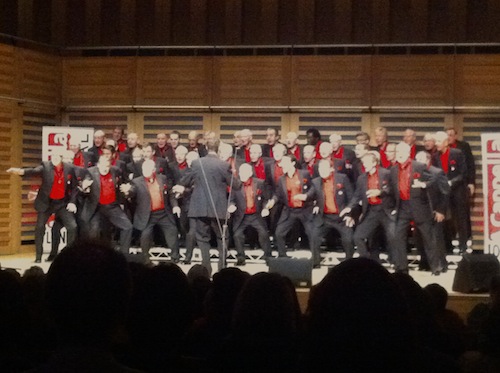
[45,239,132,346]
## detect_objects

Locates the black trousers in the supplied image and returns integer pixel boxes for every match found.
[183,217,197,262]
[88,203,133,256]
[393,201,439,272]
[34,199,77,260]
[275,208,314,257]
[447,186,469,251]
[416,219,447,270]
[353,205,395,261]
[312,214,354,265]
[233,214,271,260]
[140,210,179,260]
[195,217,227,276]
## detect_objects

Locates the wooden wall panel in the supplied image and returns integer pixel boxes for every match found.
[20,49,61,105]
[142,114,206,145]
[0,104,15,254]
[372,56,455,107]
[62,57,136,106]
[6,0,500,46]
[291,56,371,107]
[0,44,16,98]
[212,56,290,107]
[293,113,365,147]
[65,112,130,142]
[371,113,448,145]
[455,55,500,107]
[214,113,287,145]
[136,57,212,106]
[20,110,58,248]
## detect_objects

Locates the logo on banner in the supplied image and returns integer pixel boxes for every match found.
[487,164,500,239]
[486,139,500,154]
[482,133,500,258]
[48,133,69,147]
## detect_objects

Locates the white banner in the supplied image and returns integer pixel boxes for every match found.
[41,126,94,252]
[42,126,94,161]
[481,133,500,257]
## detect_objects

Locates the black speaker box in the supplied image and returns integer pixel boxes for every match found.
[452,254,500,293]
[268,257,312,288]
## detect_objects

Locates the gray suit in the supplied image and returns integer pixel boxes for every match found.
[81,166,133,256]
[180,153,241,275]
[129,174,179,261]
[23,161,78,260]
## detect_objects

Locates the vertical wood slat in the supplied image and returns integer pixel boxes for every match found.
[0,104,16,254]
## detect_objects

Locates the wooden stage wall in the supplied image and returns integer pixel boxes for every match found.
[2,42,500,255]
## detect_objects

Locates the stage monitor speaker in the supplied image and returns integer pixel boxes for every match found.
[452,254,500,293]
[268,257,312,288]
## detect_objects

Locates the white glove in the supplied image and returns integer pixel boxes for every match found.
[81,179,93,193]
[227,204,237,214]
[66,203,77,213]
[366,189,381,198]
[312,206,319,215]
[120,183,132,195]
[172,185,185,198]
[344,216,355,228]
[173,206,181,218]
[340,207,351,217]
[412,180,426,189]
[6,167,24,175]
[266,199,275,209]
[261,208,270,217]
[293,193,307,201]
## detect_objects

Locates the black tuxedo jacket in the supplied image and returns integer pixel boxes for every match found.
[432,148,467,191]
[349,166,395,222]
[79,151,96,168]
[390,161,434,223]
[454,140,475,186]
[23,161,78,212]
[81,166,123,221]
[168,161,189,185]
[262,142,283,158]
[129,174,178,230]
[126,161,142,180]
[272,169,314,221]
[426,165,450,215]
[332,146,357,183]
[306,173,353,227]
[230,178,268,230]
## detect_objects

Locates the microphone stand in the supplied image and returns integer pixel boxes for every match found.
[197,143,238,272]
[221,145,238,270]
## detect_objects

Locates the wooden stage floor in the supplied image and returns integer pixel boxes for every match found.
[0,248,489,320]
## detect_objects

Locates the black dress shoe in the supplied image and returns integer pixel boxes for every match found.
[34,259,41,263]
[171,258,180,264]
[45,255,56,262]
[431,271,441,276]
[183,260,191,265]
[236,259,246,266]
[313,264,321,269]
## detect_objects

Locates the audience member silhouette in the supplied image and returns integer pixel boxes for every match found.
[424,283,467,358]
[0,268,31,372]
[391,272,458,372]
[33,239,140,372]
[304,258,415,372]
[217,272,302,372]
[182,267,250,371]
[124,262,195,372]
[187,264,212,319]
[462,275,500,372]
